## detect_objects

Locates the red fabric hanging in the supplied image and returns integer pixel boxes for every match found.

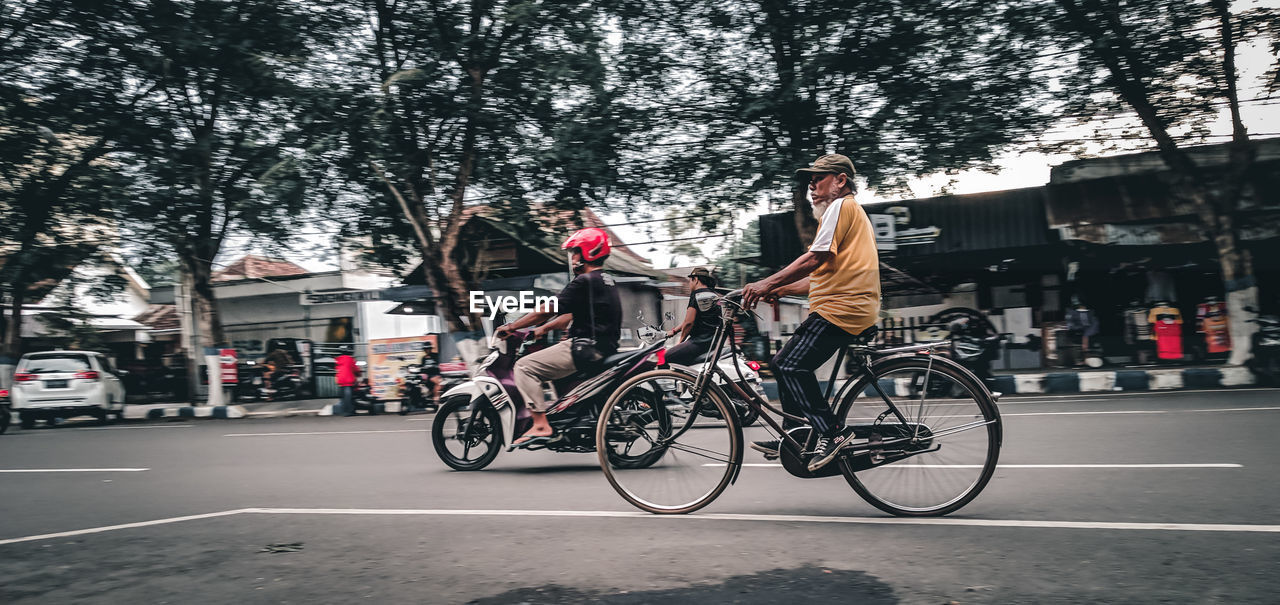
[1154,320,1183,360]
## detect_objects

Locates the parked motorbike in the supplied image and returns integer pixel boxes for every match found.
[913,309,1008,398]
[0,387,11,435]
[234,361,266,402]
[1245,307,1280,385]
[430,326,671,471]
[348,379,380,414]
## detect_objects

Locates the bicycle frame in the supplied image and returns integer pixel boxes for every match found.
[681,293,955,456]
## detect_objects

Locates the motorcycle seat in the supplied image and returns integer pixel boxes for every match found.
[601,349,641,367]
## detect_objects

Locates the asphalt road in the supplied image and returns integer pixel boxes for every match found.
[1,388,1278,603]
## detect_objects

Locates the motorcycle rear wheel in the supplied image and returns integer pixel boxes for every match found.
[432,397,503,471]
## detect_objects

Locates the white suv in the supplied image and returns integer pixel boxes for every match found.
[10,351,127,429]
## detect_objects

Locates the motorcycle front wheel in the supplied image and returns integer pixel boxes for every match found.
[432,397,502,471]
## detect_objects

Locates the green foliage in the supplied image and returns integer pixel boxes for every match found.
[332,0,642,266]
[611,0,1056,220]
[997,0,1277,157]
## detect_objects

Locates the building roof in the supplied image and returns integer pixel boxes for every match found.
[212,255,309,282]
[133,304,179,332]
[461,204,667,279]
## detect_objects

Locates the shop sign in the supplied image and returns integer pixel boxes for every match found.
[219,349,238,384]
[367,335,435,400]
[870,214,897,251]
[300,290,382,305]
[869,213,940,251]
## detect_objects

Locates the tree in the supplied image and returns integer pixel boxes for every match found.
[999,0,1278,365]
[0,1,128,359]
[612,0,1052,245]
[334,0,639,332]
[56,0,348,352]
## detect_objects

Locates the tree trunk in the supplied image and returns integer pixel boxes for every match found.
[1,289,25,362]
[1202,205,1259,366]
[181,252,227,348]
[791,186,817,247]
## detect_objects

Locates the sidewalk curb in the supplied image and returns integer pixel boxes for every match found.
[127,404,247,420]
[761,366,1257,399]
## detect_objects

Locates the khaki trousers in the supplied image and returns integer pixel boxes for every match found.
[513,340,577,412]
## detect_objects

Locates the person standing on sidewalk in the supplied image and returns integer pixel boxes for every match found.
[335,346,360,417]
[742,153,881,472]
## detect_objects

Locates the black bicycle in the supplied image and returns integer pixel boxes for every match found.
[596,289,1003,516]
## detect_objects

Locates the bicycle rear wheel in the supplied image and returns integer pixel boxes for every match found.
[596,369,742,514]
[836,355,1001,517]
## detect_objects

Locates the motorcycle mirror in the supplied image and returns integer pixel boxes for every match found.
[664,312,674,321]
[636,310,645,322]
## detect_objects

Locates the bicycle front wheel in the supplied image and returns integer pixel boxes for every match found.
[596,369,742,514]
[836,355,1002,517]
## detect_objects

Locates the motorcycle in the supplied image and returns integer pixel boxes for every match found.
[914,309,1008,398]
[348,378,381,414]
[234,361,266,402]
[397,363,440,414]
[430,324,671,471]
[1245,306,1280,385]
[668,339,767,427]
[259,364,305,401]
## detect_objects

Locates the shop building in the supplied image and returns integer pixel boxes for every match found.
[751,139,1280,369]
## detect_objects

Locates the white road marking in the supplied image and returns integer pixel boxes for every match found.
[74,424,195,431]
[703,463,1243,469]
[1003,410,1166,417]
[1004,387,1280,401]
[1187,406,1280,413]
[0,468,150,473]
[223,429,430,437]
[0,509,249,546]
[242,507,1280,534]
[5,506,1279,546]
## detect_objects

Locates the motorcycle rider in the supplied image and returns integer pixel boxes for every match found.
[263,346,297,393]
[665,267,722,366]
[742,153,881,472]
[495,228,622,446]
[418,340,443,408]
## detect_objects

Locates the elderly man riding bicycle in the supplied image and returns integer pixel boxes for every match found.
[742,153,881,472]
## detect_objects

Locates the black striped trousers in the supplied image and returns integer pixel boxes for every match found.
[770,313,874,436]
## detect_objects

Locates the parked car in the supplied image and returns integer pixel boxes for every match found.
[9,351,127,429]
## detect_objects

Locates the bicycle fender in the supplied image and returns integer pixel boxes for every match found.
[838,353,1002,448]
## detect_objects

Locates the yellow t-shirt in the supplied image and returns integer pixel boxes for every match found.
[807,195,881,335]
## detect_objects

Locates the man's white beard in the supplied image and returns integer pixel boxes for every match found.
[811,199,831,220]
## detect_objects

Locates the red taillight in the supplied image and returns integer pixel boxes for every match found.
[74,371,100,380]
[655,349,667,366]
[746,361,761,371]
[13,372,35,382]
[0,389,8,398]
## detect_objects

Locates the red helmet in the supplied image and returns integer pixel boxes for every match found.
[561,228,611,262]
